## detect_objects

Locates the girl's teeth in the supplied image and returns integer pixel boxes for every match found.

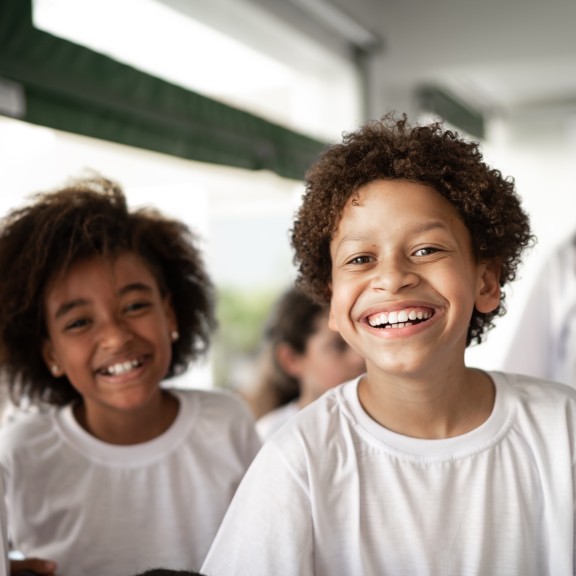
[106,359,140,375]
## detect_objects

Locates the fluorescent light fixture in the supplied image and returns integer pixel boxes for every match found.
[32,0,292,98]
[288,0,380,49]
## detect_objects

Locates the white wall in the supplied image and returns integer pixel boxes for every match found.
[465,109,576,369]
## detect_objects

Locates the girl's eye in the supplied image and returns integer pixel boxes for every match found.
[64,318,90,331]
[124,301,151,314]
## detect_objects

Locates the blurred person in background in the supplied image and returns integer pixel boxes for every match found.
[503,233,576,387]
[255,287,365,440]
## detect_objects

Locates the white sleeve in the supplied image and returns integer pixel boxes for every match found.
[201,441,314,576]
[0,473,8,576]
[228,393,263,467]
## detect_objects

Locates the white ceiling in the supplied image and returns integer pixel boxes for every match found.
[251,0,576,123]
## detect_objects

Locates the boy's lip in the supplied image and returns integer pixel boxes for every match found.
[365,306,435,328]
[359,301,440,327]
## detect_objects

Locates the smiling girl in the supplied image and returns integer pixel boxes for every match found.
[0,178,260,576]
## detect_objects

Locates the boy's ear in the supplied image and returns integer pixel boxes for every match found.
[475,260,501,314]
[328,301,338,332]
[275,343,303,378]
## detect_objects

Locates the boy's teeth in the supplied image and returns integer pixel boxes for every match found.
[368,308,432,328]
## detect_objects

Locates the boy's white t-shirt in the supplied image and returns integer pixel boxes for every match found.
[0,388,261,576]
[202,372,576,576]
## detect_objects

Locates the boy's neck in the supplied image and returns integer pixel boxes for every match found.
[357,368,495,440]
[74,391,180,445]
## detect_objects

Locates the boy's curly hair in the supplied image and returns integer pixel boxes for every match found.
[0,176,216,407]
[291,114,535,346]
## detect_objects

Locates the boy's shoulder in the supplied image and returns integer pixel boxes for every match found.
[493,371,576,436]
[267,379,358,446]
[501,371,576,403]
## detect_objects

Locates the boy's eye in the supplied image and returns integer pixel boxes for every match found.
[347,255,373,265]
[413,246,440,257]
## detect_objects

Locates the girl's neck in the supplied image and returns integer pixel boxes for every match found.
[358,367,495,440]
[74,390,180,445]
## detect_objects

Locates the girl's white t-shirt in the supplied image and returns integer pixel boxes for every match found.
[0,388,261,575]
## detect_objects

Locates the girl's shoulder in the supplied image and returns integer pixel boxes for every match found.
[172,387,253,416]
[0,406,58,460]
[170,388,260,458]
[0,404,56,433]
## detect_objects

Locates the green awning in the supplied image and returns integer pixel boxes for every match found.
[0,0,327,180]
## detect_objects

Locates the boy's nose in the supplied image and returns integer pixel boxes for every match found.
[370,257,420,293]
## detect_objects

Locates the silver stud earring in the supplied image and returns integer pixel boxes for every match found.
[171,330,179,342]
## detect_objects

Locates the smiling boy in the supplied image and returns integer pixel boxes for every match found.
[201,115,576,576]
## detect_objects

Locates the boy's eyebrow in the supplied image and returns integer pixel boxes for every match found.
[334,221,450,247]
[53,283,154,319]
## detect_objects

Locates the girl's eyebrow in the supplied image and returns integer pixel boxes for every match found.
[54,299,88,320]
[118,282,154,296]
[53,283,153,320]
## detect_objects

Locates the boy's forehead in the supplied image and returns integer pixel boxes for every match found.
[331,179,467,243]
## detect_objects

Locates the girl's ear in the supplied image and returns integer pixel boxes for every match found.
[475,260,501,314]
[162,295,178,336]
[42,339,63,377]
[275,343,304,379]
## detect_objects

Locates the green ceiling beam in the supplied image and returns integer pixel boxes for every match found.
[0,0,327,180]
[417,85,485,139]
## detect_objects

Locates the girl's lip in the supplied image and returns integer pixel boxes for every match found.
[95,355,147,376]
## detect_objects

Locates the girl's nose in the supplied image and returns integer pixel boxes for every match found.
[98,319,133,350]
